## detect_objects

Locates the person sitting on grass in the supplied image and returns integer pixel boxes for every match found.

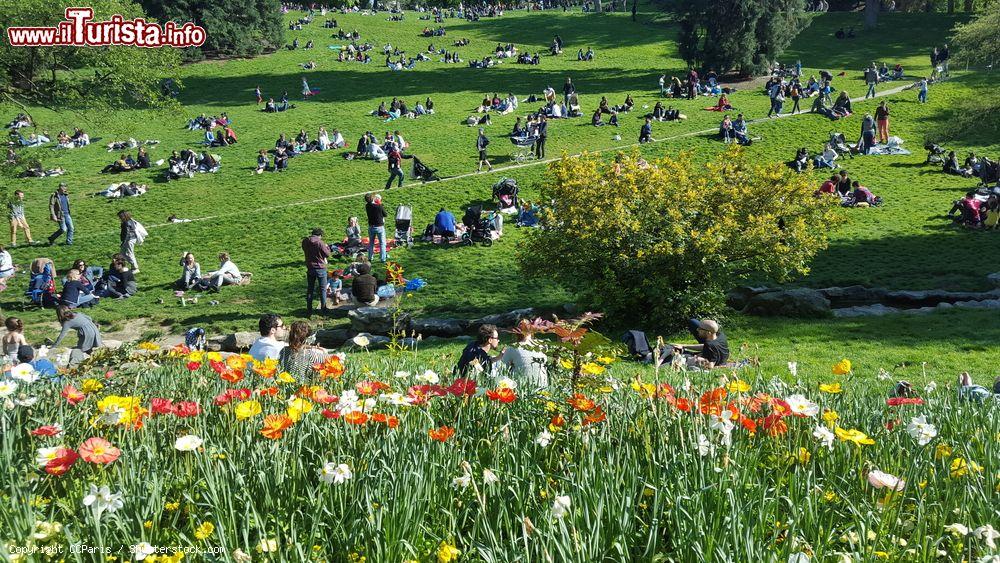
[668,319,730,370]
[176,252,201,290]
[17,344,57,378]
[499,320,549,388]
[351,262,379,306]
[256,149,270,174]
[329,270,349,306]
[278,321,328,379]
[848,181,878,207]
[434,207,457,237]
[101,153,134,174]
[789,147,809,172]
[61,269,99,308]
[948,191,983,227]
[96,258,137,299]
[732,114,750,145]
[591,109,605,127]
[815,175,839,197]
[456,323,503,376]
[814,143,839,169]
[832,91,852,118]
[201,252,242,291]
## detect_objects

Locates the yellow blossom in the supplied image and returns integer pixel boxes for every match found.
[137,342,160,351]
[580,362,606,376]
[143,520,153,529]
[544,401,557,412]
[437,541,460,563]
[81,378,104,394]
[632,380,656,399]
[796,447,811,465]
[832,359,852,375]
[822,410,839,425]
[727,379,750,393]
[835,427,874,446]
[194,521,214,541]
[277,371,295,384]
[935,443,952,460]
[206,351,222,362]
[559,359,574,370]
[234,400,262,421]
[164,501,180,512]
[819,382,842,394]
[287,397,314,422]
[596,356,616,364]
[949,457,983,478]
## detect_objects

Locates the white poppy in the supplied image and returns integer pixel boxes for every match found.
[174,434,203,452]
[10,363,38,384]
[906,415,937,446]
[813,426,835,451]
[482,469,500,485]
[785,394,819,417]
[535,430,552,447]
[134,542,155,560]
[0,380,17,397]
[551,495,571,519]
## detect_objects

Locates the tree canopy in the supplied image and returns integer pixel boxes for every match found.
[519,148,841,329]
[139,0,285,59]
[674,0,805,75]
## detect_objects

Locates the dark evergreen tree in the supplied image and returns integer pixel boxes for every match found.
[673,0,805,75]
[139,0,284,58]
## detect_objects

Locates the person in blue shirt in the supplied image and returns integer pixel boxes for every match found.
[17,345,58,378]
[639,116,652,143]
[434,208,457,237]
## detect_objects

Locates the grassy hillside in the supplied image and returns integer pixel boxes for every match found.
[1,8,998,382]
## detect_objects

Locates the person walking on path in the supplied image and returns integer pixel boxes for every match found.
[8,190,33,247]
[47,183,73,246]
[875,100,890,144]
[365,193,388,262]
[385,146,404,189]
[117,210,140,273]
[535,115,548,159]
[476,128,492,172]
[301,227,331,317]
[864,64,879,99]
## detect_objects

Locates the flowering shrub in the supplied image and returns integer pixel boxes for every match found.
[1,350,998,562]
[520,148,841,328]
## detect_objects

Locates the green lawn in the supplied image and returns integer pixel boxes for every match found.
[2,7,998,382]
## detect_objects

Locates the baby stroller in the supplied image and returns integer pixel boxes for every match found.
[492,178,519,210]
[25,260,57,308]
[830,132,856,158]
[461,204,494,247]
[509,134,537,163]
[411,156,440,182]
[395,204,414,248]
[924,142,947,165]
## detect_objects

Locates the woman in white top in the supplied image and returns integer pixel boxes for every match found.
[0,246,15,280]
[814,143,839,169]
[318,127,331,151]
[331,129,345,148]
[2,317,27,364]
[499,324,548,389]
[204,252,242,290]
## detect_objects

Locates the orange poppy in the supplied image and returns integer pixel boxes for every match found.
[582,406,606,425]
[429,425,455,442]
[344,411,368,425]
[567,393,596,412]
[486,388,518,403]
[313,356,345,380]
[260,414,293,439]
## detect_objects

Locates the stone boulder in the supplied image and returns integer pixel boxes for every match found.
[470,308,535,329]
[314,328,352,348]
[221,331,258,353]
[832,304,899,318]
[742,288,831,318]
[205,335,226,352]
[348,307,411,335]
[989,273,1000,289]
[818,285,889,307]
[411,318,469,338]
[725,286,772,311]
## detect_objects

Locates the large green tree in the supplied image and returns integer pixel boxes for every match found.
[519,149,841,330]
[951,0,1000,66]
[0,0,181,110]
[674,0,805,75]
[139,0,284,59]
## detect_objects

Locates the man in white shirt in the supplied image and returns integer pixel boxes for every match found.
[249,313,287,361]
[205,252,242,290]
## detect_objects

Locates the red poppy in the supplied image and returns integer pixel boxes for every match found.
[739,416,758,434]
[666,396,692,412]
[385,415,399,429]
[486,388,517,403]
[256,387,280,397]
[173,401,200,417]
[550,414,566,427]
[446,378,477,397]
[30,425,62,437]
[220,368,244,384]
[700,387,727,406]
[208,360,225,374]
[321,408,340,419]
[428,425,455,442]
[150,398,175,416]
[186,361,202,371]
[760,413,788,437]
[886,397,924,407]
[582,406,606,425]
[61,385,85,406]
[357,380,390,396]
[44,448,79,476]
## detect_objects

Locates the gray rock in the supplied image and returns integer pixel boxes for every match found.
[103,339,123,350]
[314,328,352,347]
[818,285,889,306]
[471,308,535,328]
[742,288,831,318]
[989,273,1000,288]
[205,335,225,352]
[884,289,1000,307]
[348,307,411,335]
[832,304,899,317]
[221,331,258,353]
[726,286,773,311]
[410,318,469,338]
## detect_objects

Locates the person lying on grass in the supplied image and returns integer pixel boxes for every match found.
[667,319,730,370]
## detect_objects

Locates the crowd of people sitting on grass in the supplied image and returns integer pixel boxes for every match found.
[659,69,726,99]
[814,170,882,207]
[165,149,221,180]
[371,97,434,121]
[100,148,152,174]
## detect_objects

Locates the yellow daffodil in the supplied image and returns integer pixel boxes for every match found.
[935,443,952,460]
[559,359,574,370]
[437,541,460,563]
[796,447,811,464]
[727,379,750,393]
[822,410,839,424]
[81,378,104,394]
[632,380,656,399]
[832,359,852,375]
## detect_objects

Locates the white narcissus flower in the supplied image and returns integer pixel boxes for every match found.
[320,462,353,485]
[535,430,552,447]
[231,549,253,562]
[945,523,969,536]
[867,469,905,491]
[452,473,471,489]
[787,362,798,377]
[482,469,500,485]
[0,380,17,397]
[417,370,439,384]
[31,520,62,541]
[174,434,203,452]
[813,426,835,451]
[393,370,411,379]
[496,377,517,390]
[133,542,155,560]
[82,484,124,519]
[906,415,938,446]
[925,381,937,394]
[709,415,734,447]
[785,394,819,417]
[10,363,39,384]
[551,495,571,519]
[258,539,278,553]
[15,396,38,407]
[974,525,1000,550]
[697,434,714,457]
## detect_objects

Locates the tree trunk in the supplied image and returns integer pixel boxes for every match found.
[947,0,955,12]
[963,0,973,11]
[594,0,601,12]
[864,0,878,29]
